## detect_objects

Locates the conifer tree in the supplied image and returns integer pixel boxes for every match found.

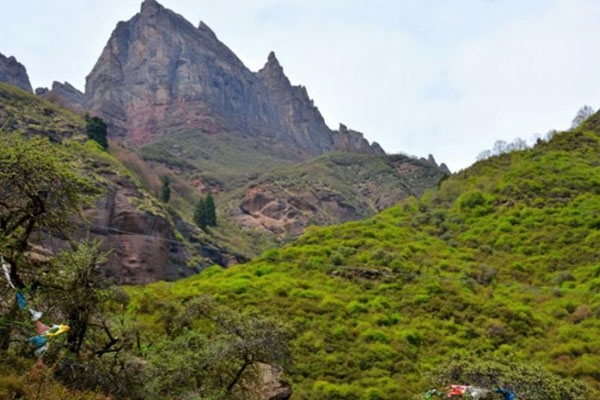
[194,194,217,229]
[161,175,171,203]
[194,197,208,229]
[205,193,217,227]
[85,113,109,150]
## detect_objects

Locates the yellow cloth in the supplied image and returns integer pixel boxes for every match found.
[44,324,70,337]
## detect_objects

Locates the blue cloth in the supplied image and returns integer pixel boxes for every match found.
[16,292,26,309]
[27,335,48,348]
[494,388,516,400]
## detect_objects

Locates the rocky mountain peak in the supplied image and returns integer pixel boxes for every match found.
[0,52,33,93]
[85,1,387,157]
[140,0,163,16]
[36,81,85,112]
[258,51,290,88]
[198,20,217,39]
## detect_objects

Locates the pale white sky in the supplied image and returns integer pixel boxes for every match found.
[2,0,600,170]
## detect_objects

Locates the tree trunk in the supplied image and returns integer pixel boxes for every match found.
[227,359,250,393]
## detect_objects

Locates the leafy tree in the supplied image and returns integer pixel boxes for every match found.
[145,297,291,399]
[571,105,595,129]
[0,135,96,350]
[85,114,109,150]
[0,135,96,288]
[160,175,171,203]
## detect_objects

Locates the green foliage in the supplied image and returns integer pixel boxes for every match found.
[84,114,108,150]
[128,125,600,399]
[161,175,171,203]
[0,134,97,289]
[194,194,217,229]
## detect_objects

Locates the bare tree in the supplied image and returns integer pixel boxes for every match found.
[571,105,595,129]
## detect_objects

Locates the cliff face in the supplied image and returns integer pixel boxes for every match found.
[85,0,382,156]
[0,53,33,93]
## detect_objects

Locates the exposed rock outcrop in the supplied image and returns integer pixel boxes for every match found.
[232,153,449,237]
[332,124,385,155]
[257,363,292,400]
[36,81,85,112]
[85,0,383,156]
[0,53,33,93]
[422,153,451,174]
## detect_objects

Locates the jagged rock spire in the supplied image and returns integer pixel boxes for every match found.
[0,52,33,93]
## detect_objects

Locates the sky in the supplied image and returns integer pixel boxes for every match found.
[2,0,600,170]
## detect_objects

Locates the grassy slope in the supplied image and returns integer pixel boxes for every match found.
[128,124,600,399]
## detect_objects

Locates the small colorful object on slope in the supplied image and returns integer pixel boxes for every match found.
[494,388,516,400]
[447,385,469,397]
[468,387,491,399]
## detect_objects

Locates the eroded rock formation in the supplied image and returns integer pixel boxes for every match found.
[36,81,85,112]
[0,53,33,93]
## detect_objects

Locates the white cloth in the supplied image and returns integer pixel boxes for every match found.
[1,255,16,289]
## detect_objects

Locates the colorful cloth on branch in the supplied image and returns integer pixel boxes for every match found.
[35,321,50,335]
[33,343,49,358]
[27,335,48,348]
[1,256,15,289]
[45,324,70,337]
[16,292,27,309]
[494,388,516,400]
[29,308,42,322]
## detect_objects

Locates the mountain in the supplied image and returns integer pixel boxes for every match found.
[0,82,246,284]
[84,0,382,157]
[129,120,600,398]
[0,52,32,93]
[0,0,449,283]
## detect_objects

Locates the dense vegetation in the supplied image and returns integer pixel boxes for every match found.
[126,118,600,398]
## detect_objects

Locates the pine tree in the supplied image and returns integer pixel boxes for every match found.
[194,197,208,229]
[161,175,171,203]
[206,193,217,227]
[194,194,217,229]
[85,113,109,150]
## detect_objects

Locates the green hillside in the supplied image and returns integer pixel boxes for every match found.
[126,121,600,398]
